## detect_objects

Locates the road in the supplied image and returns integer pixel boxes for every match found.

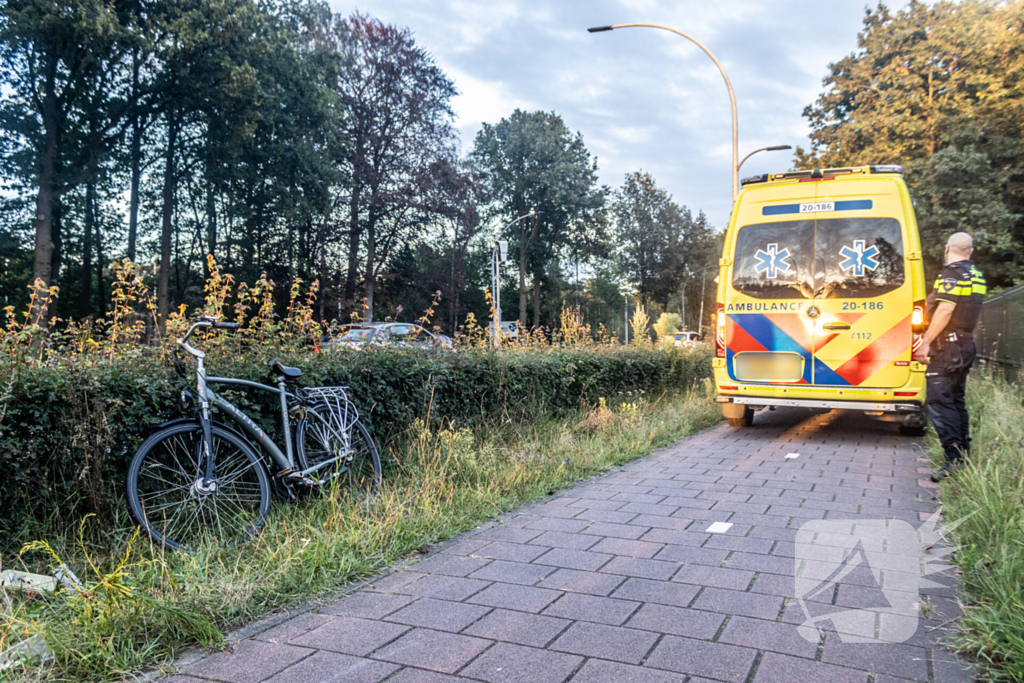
[169,408,975,683]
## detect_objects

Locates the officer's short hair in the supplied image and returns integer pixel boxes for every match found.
[947,232,973,254]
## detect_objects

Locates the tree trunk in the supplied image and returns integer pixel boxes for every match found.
[344,182,362,311]
[532,277,541,329]
[127,56,142,262]
[158,107,179,331]
[96,217,107,318]
[518,237,528,327]
[363,212,376,322]
[80,179,95,318]
[31,52,60,302]
[205,182,216,262]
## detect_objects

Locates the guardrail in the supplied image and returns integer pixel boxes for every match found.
[976,282,1024,382]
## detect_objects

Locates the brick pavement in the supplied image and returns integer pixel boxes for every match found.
[167,408,976,683]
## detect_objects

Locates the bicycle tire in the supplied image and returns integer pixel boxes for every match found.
[127,421,272,551]
[296,408,381,497]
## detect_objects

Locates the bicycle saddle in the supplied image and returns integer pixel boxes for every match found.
[269,360,302,381]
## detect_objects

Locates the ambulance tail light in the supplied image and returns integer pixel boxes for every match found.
[912,300,926,353]
[715,304,726,357]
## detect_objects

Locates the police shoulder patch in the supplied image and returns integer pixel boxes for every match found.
[941,278,957,293]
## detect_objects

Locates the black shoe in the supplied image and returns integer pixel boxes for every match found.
[930,462,957,483]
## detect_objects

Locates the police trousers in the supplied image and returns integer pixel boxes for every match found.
[925,337,976,463]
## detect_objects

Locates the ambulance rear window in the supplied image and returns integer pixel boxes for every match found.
[814,217,904,299]
[731,220,815,299]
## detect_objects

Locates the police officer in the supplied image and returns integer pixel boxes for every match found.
[917,232,986,481]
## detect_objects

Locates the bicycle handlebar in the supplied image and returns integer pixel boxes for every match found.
[177,319,241,359]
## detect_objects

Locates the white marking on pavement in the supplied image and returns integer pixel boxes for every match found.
[706,522,733,533]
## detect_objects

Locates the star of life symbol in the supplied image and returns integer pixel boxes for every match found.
[839,240,880,276]
[754,243,791,278]
[794,507,975,644]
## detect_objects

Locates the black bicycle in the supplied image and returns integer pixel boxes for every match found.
[126,316,381,551]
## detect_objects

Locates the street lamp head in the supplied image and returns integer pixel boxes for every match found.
[587,25,614,33]
[767,145,793,151]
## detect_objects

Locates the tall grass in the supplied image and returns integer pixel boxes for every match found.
[1,386,721,682]
[932,371,1024,682]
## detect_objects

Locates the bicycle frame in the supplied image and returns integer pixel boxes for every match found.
[179,320,350,482]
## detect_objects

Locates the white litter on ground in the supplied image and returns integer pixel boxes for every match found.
[706,522,733,533]
[785,453,801,459]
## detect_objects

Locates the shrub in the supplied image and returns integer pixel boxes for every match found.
[0,344,712,546]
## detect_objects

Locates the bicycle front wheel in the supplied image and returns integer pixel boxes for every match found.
[297,409,381,497]
[127,422,272,551]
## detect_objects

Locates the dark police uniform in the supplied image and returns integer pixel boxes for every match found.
[924,260,986,465]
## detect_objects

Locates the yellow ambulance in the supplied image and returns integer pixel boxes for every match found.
[713,165,927,431]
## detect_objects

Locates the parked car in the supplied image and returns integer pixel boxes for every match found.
[674,330,702,348]
[319,322,453,351]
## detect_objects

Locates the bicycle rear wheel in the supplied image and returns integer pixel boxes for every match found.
[127,422,271,551]
[297,408,381,497]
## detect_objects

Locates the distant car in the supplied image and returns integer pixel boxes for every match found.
[319,322,453,351]
[674,330,701,348]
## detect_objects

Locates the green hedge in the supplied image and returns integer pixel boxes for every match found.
[0,345,711,546]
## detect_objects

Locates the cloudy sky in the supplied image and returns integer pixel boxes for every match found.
[328,1,905,230]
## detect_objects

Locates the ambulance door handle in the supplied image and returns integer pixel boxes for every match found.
[822,322,851,331]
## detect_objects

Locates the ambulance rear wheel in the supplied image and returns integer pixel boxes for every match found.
[724,404,754,428]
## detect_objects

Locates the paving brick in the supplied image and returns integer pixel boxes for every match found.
[693,587,785,620]
[290,616,409,656]
[535,568,626,596]
[644,635,757,683]
[263,651,399,683]
[470,541,550,563]
[532,548,612,571]
[527,530,599,550]
[410,553,492,577]
[652,544,729,566]
[570,508,638,524]
[522,516,593,534]
[541,592,640,625]
[599,556,678,580]
[368,572,426,593]
[323,591,416,619]
[637,528,709,546]
[399,575,491,601]
[821,633,929,681]
[384,598,491,633]
[618,502,680,516]
[466,582,561,613]
[718,615,818,658]
[725,551,794,576]
[372,628,490,674]
[625,603,724,640]
[475,527,546,543]
[566,498,627,511]
[384,668,465,682]
[550,621,658,664]
[254,613,335,644]
[610,492,666,505]
[459,642,582,683]
[443,539,493,556]
[627,515,695,531]
[469,559,556,585]
[753,652,868,683]
[586,537,664,558]
[462,608,570,648]
[672,564,754,590]
[568,659,685,683]
[578,521,648,539]
[183,639,312,683]
[610,577,700,607]
[703,535,775,554]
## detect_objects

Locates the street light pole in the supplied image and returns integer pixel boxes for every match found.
[589,23,739,202]
[737,145,792,176]
[492,212,535,345]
